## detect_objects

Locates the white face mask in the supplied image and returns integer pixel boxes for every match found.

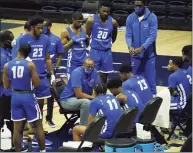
[11,39,16,47]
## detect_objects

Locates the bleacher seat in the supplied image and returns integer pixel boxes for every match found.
[147,1,167,12]
[112,0,128,11]
[41,6,57,12]
[112,10,128,27]
[82,0,99,14]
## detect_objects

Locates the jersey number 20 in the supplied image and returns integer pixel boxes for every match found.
[11,66,24,79]
[97,31,108,39]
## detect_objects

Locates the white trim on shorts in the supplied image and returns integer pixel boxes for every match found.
[28,103,42,123]
[36,95,51,100]
[11,118,26,121]
[98,70,114,73]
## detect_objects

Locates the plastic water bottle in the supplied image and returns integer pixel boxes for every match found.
[0,119,12,150]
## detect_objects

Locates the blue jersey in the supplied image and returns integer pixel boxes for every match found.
[121,90,144,123]
[90,15,113,51]
[89,95,122,137]
[0,48,12,96]
[7,59,32,91]
[19,34,51,78]
[47,32,64,65]
[122,75,153,105]
[66,27,87,66]
[59,67,100,101]
[168,69,191,109]
[11,33,24,59]
[187,65,192,84]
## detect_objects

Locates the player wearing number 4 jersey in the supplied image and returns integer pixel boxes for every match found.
[167,57,191,110]
[86,4,118,84]
[3,44,45,152]
[72,84,122,141]
[61,12,89,80]
[119,64,153,105]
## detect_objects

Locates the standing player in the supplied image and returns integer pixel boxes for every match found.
[3,44,45,152]
[125,0,158,95]
[72,83,122,141]
[11,21,31,59]
[167,57,191,110]
[60,11,89,80]
[42,20,64,127]
[18,15,54,145]
[119,64,153,105]
[85,4,118,84]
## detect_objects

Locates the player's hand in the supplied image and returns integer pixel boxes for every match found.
[132,46,144,56]
[50,74,56,85]
[128,47,134,55]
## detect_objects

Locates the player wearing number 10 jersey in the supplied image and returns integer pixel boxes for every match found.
[119,64,153,105]
[86,4,118,84]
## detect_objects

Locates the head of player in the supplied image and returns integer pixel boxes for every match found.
[93,83,107,97]
[28,15,44,38]
[182,45,192,64]
[72,11,84,29]
[99,4,110,21]
[42,20,52,35]
[24,21,31,34]
[107,78,123,96]
[17,43,32,59]
[119,64,133,82]
[134,0,146,17]
[0,30,14,49]
[167,57,184,72]
[83,58,95,75]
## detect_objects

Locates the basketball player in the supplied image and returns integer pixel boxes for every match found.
[107,78,144,123]
[3,44,45,152]
[125,0,158,95]
[11,21,31,59]
[18,15,54,145]
[60,11,89,80]
[119,64,153,105]
[86,3,118,84]
[167,57,191,110]
[42,20,64,127]
[72,83,122,141]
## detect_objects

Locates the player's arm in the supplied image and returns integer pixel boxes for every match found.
[82,26,90,47]
[46,52,54,75]
[168,75,178,97]
[60,29,73,50]
[28,61,40,87]
[56,54,62,69]
[125,15,134,52]
[3,63,10,89]
[88,99,99,125]
[116,93,127,105]
[55,39,64,69]
[85,17,94,37]
[112,18,118,43]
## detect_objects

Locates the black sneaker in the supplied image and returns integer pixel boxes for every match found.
[46,120,55,128]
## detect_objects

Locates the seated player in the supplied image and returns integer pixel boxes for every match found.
[72,83,122,141]
[59,58,100,126]
[119,64,153,105]
[3,44,45,152]
[167,57,192,110]
[107,78,145,123]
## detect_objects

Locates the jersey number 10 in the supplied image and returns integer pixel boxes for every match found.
[11,66,24,79]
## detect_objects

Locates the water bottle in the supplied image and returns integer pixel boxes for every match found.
[0,119,12,150]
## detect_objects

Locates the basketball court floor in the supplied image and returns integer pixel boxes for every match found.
[0,19,192,152]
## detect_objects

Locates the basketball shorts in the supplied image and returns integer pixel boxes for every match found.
[89,49,114,73]
[11,92,42,122]
[170,96,186,110]
[34,77,51,99]
[100,132,112,139]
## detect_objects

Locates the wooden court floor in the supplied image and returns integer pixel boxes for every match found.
[2,19,192,152]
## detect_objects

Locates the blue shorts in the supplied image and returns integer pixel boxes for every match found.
[100,133,112,139]
[89,49,114,73]
[34,77,51,99]
[170,96,186,110]
[11,92,42,122]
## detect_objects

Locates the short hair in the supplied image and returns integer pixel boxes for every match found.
[135,0,146,4]
[182,45,192,57]
[172,57,184,68]
[72,11,83,20]
[119,64,132,73]
[107,78,122,89]
[29,15,44,26]
[99,3,111,8]
[24,21,31,31]
[44,20,52,27]
[94,83,107,95]
[19,43,31,56]
[0,30,13,43]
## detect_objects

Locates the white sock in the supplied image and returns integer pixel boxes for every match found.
[40,150,46,152]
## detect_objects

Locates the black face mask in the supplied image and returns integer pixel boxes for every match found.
[4,40,13,49]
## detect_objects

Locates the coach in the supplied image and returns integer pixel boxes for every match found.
[125,0,158,95]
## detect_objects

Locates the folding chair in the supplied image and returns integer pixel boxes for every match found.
[167,93,192,140]
[51,78,80,135]
[58,116,107,152]
[180,134,192,152]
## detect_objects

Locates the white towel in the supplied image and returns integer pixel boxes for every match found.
[152,88,171,128]
[63,141,93,149]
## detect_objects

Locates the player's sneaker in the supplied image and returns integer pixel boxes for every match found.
[32,136,53,146]
[46,120,56,128]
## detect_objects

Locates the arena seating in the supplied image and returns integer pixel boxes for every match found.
[0,0,192,30]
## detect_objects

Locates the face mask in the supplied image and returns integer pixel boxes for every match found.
[85,68,93,75]
[135,7,145,16]
[5,40,13,48]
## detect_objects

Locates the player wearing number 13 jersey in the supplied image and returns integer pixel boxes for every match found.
[86,4,118,84]
[119,64,153,105]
